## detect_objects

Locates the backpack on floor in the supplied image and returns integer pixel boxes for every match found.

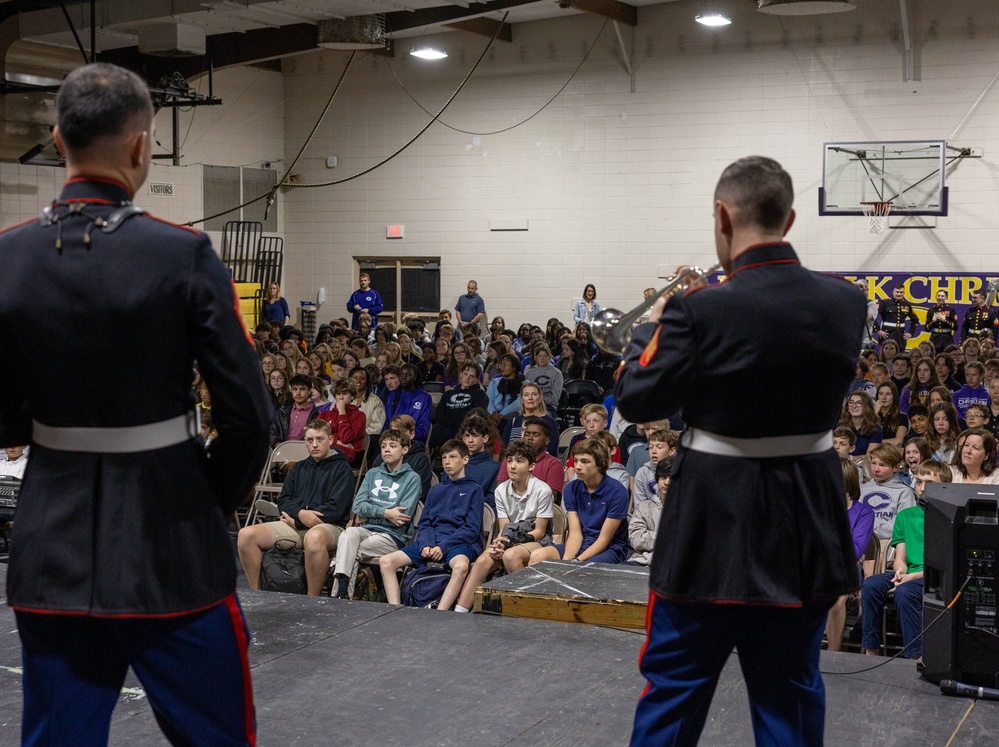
[400,564,451,609]
[352,564,387,603]
[260,538,307,594]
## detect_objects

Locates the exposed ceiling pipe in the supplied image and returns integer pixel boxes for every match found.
[899,0,913,82]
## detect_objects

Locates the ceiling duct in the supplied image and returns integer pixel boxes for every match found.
[757,0,856,14]
[137,23,206,57]
[317,15,387,51]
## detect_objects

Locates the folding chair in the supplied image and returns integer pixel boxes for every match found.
[550,503,568,544]
[483,503,497,547]
[243,440,310,526]
[558,426,585,464]
[353,434,371,494]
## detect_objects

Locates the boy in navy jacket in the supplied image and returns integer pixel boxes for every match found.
[380,440,484,610]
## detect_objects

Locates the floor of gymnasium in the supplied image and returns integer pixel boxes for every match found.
[0,561,995,746]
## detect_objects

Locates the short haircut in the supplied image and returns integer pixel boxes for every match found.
[522,416,551,439]
[869,442,903,468]
[840,457,860,502]
[391,415,415,434]
[359,272,370,280]
[832,426,857,445]
[714,156,794,231]
[255,322,271,333]
[591,430,618,455]
[654,458,673,482]
[907,403,929,419]
[892,354,910,366]
[503,439,537,465]
[869,362,889,375]
[305,420,331,437]
[572,437,610,473]
[289,374,312,389]
[458,415,493,441]
[331,378,357,397]
[459,361,482,377]
[579,403,609,422]
[915,459,953,483]
[56,63,154,152]
[383,365,401,378]
[379,428,411,449]
[965,403,990,419]
[441,439,469,459]
[647,428,675,446]
[966,361,986,376]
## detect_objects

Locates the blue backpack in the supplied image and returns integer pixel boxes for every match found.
[400,564,451,608]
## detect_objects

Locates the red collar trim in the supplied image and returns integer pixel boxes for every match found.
[63,197,117,205]
[728,258,799,278]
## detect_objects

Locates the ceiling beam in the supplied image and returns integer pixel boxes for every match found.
[98,23,320,84]
[557,0,636,26]
[444,17,512,42]
[384,0,539,34]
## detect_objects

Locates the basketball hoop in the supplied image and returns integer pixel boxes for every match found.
[860,201,893,235]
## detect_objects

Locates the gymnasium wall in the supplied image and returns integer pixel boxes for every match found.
[280,0,999,328]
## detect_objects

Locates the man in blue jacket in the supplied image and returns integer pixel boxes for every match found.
[238,420,354,596]
[380,439,484,610]
[347,272,384,330]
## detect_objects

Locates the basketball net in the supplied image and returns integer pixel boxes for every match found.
[860,201,893,235]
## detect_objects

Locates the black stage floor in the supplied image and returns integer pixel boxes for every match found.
[0,566,994,746]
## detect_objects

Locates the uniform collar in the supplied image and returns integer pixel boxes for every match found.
[59,177,134,204]
[728,242,800,276]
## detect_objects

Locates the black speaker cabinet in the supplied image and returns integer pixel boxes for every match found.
[922,483,999,687]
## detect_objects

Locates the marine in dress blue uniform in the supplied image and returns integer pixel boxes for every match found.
[616,157,866,746]
[0,64,270,746]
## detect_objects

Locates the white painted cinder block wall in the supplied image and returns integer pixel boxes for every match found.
[0,66,285,266]
[281,0,999,329]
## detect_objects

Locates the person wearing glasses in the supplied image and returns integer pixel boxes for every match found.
[840,393,883,456]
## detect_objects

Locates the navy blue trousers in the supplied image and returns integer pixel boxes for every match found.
[860,573,923,658]
[631,593,831,746]
[15,594,255,746]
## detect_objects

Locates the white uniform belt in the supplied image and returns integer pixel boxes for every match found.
[32,412,198,453]
[881,322,900,327]
[681,427,833,458]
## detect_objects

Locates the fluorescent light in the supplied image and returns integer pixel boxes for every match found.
[410,47,447,60]
[696,12,732,26]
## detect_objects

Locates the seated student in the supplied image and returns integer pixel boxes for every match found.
[431,362,488,448]
[524,343,564,413]
[454,440,555,613]
[621,421,651,476]
[451,415,502,509]
[0,444,29,480]
[329,358,348,383]
[903,403,930,443]
[310,376,333,413]
[963,402,992,435]
[861,459,951,664]
[494,416,565,500]
[529,439,630,565]
[952,361,990,419]
[383,363,433,442]
[486,353,525,421]
[831,426,864,483]
[627,458,672,567]
[316,378,367,464]
[380,440,484,611]
[858,443,916,549]
[899,437,933,487]
[591,431,630,491]
[565,403,620,483]
[927,401,962,462]
[418,343,446,384]
[331,429,423,599]
[841,392,883,456]
[370,415,433,501]
[237,421,355,595]
[825,457,876,652]
[501,381,559,456]
[269,374,321,446]
[631,428,676,506]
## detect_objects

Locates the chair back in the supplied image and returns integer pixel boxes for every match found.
[483,503,497,547]
[550,503,568,544]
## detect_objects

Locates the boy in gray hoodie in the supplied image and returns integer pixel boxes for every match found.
[331,429,422,599]
[858,443,916,543]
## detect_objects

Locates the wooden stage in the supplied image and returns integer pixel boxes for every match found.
[474,560,650,629]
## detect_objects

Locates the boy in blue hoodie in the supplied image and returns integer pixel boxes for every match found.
[380,440,484,610]
[331,429,422,599]
[454,415,501,509]
[952,361,990,419]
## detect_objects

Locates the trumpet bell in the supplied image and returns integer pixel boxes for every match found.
[591,264,722,354]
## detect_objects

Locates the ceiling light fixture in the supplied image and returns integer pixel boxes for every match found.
[410,46,447,60]
[695,12,731,26]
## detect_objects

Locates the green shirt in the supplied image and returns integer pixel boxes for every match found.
[890,505,924,574]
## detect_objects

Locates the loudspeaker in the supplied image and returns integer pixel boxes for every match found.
[922,483,999,687]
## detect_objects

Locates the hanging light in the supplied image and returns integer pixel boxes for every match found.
[410,46,447,60]
[695,12,732,25]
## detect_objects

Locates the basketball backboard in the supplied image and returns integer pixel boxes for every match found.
[819,140,948,217]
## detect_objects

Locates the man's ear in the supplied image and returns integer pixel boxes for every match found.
[715,200,734,239]
[53,125,64,157]
[129,129,148,169]
[782,208,796,237]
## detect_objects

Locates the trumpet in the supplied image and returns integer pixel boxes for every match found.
[591,263,722,354]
